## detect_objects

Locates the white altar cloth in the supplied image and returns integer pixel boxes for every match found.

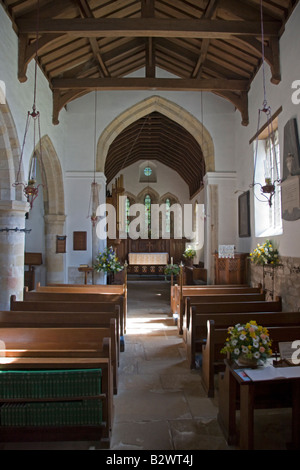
[128,252,169,265]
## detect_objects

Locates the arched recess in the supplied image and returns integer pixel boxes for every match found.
[97,95,215,177]
[33,135,66,284]
[35,135,65,216]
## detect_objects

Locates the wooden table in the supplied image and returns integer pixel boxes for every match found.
[218,359,300,450]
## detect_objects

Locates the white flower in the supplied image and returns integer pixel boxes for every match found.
[234,348,240,356]
[231,339,238,346]
[239,334,246,341]
[254,352,260,359]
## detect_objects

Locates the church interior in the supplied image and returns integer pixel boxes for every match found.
[0,0,300,452]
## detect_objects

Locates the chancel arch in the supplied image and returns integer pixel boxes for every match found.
[97,95,215,198]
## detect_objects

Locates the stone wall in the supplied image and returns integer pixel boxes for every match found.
[250,256,300,311]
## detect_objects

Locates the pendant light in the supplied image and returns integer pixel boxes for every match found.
[13,0,44,209]
[251,0,281,207]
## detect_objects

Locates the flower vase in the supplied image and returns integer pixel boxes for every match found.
[237,354,258,368]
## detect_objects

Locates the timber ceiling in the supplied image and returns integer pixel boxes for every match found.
[1,0,299,196]
[105,111,206,196]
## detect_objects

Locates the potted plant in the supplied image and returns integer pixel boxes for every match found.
[164,263,180,281]
[249,239,279,266]
[183,246,196,266]
[221,321,273,367]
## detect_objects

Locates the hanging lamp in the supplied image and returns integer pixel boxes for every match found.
[251,0,281,207]
[13,0,44,210]
[88,91,100,226]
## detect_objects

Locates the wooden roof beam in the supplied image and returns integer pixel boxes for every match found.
[76,0,109,77]
[192,0,220,78]
[51,77,249,91]
[16,18,281,38]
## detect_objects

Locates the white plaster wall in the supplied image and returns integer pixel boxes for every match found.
[235,2,300,258]
[110,159,190,203]
[64,71,238,175]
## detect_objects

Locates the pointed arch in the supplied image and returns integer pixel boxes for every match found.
[0,100,24,201]
[35,135,65,215]
[97,95,215,176]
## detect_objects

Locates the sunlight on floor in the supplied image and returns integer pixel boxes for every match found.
[126,316,176,335]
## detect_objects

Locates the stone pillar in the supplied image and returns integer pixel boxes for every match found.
[92,172,106,284]
[0,200,29,309]
[44,214,66,284]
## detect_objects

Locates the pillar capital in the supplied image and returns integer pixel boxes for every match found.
[0,199,29,215]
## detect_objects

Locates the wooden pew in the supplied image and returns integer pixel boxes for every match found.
[184,296,281,337]
[185,297,282,369]
[2,314,119,395]
[187,308,299,370]
[0,308,121,367]
[202,317,300,397]
[172,284,263,333]
[35,282,128,331]
[12,295,125,352]
[183,292,266,337]
[0,328,115,445]
[23,290,127,336]
[36,282,126,294]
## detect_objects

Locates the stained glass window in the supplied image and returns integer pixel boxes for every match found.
[144,167,152,176]
[165,198,171,233]
[126,197,130,233]
[144,194,151,231]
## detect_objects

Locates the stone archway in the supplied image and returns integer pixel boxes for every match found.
[97,95,215,174]
[35,135,66,284]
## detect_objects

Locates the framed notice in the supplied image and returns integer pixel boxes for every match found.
[73,231,87,251]
[56,235,67,253]
[238,190,251,237]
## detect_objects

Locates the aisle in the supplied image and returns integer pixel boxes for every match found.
[110,281,229,450]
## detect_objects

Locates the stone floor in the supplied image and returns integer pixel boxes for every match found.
[110,280,292,451]
[1,280,293,451]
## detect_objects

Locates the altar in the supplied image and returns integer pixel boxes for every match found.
[127,252,169,276]
[128,252,169,265]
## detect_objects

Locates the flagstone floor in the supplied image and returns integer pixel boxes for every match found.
[110,281,292,451]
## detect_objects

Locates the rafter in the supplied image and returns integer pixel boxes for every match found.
[51,77,249,91]
[76,0,109,78]
[16,17,281,38]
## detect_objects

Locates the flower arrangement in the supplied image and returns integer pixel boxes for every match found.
[164,264,180,277]
[93,246,124,273]
[221,321,272,363]
[249,239,279,266]
[183,246,196,259]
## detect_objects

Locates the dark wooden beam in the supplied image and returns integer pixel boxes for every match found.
[16,18,281,38]
[51,77,249,91]
[76,0,109,77]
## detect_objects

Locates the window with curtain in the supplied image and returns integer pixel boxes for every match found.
[253,129,283,236]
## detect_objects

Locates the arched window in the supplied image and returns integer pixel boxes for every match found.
[125,197,130,233]
[144,194,151,232]
[165,198,171,234]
